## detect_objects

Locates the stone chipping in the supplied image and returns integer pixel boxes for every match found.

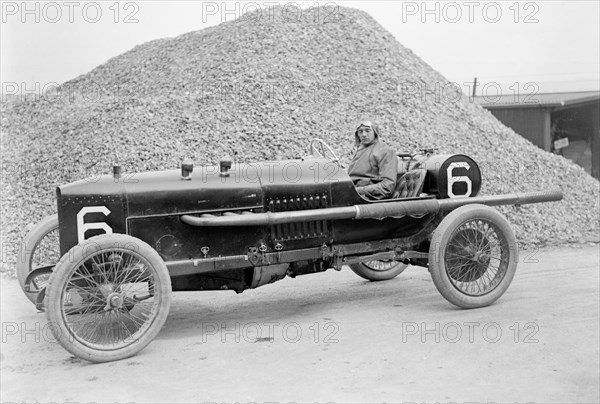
[1,6,598,274]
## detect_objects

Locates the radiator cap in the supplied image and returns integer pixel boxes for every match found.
[220,155,232,177]
[181,158,193,180]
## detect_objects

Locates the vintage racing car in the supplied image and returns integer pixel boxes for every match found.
[18,139,562,362]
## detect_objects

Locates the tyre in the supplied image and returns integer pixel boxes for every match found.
[349,260,408,281]
[429,204,518,309]
[17,214,60,304]
[45,234,172,362]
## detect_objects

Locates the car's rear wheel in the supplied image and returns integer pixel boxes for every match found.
[17,214,60,304]
[429,204,518,308]
[45,234,172,362]
[349,260,408,281]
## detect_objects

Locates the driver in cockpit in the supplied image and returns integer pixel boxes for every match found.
[347,121,398,200]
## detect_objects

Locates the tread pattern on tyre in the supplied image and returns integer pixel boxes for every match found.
[349,261,408,281]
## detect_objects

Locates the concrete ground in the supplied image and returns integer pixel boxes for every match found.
[1,245,598,403]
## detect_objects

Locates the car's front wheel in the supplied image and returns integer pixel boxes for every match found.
[349,260,408,281]
[45,234,172,362]
[429,204,518,308]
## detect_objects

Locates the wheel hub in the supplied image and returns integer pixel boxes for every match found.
[105,292,124,310]
[447,228,492,282]
[473,250,489,264]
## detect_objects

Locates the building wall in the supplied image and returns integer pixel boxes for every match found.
[488,101,598,179]
[489,107,551,151]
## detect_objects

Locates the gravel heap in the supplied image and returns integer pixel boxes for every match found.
[1,6,598,274]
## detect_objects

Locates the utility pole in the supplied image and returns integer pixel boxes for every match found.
[472,77,478,99]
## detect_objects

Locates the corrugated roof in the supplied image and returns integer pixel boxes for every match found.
[473,90,600,109]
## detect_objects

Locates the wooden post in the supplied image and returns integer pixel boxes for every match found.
[590,102,600,179]
[543,109,552,152]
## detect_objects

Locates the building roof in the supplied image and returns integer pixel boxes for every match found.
[474,90,600,109]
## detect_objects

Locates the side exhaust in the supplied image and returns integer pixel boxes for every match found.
[180,190,563,227]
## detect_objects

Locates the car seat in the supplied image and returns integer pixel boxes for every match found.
[392,168,426,199]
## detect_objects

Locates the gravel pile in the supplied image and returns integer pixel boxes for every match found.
[1,6,598,274]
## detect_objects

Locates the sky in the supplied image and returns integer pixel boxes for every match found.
[1,0,599,96]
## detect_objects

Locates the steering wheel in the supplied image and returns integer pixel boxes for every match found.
[398,147,438,171]
[397,150,418,171]
[309,138,340,166]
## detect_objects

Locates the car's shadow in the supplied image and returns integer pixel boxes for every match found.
[157,270,440,341]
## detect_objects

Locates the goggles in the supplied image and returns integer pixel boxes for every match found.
[356,121,373,130]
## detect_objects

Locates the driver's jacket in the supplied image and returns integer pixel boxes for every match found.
[347,138,398,200]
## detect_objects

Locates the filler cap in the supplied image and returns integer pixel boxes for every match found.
[220,155,232,177]
[181,159,193,180]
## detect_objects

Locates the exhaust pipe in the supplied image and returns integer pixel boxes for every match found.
[180,190,563,227]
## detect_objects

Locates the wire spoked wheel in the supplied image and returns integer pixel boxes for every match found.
[17,214,60,304]
[349,260,408,281]
[45,234,171,362]
[429,204,518,308]
[445,220,506,295]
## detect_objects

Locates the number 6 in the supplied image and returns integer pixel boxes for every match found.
[77,206,112,243]
[447,162,472,198]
